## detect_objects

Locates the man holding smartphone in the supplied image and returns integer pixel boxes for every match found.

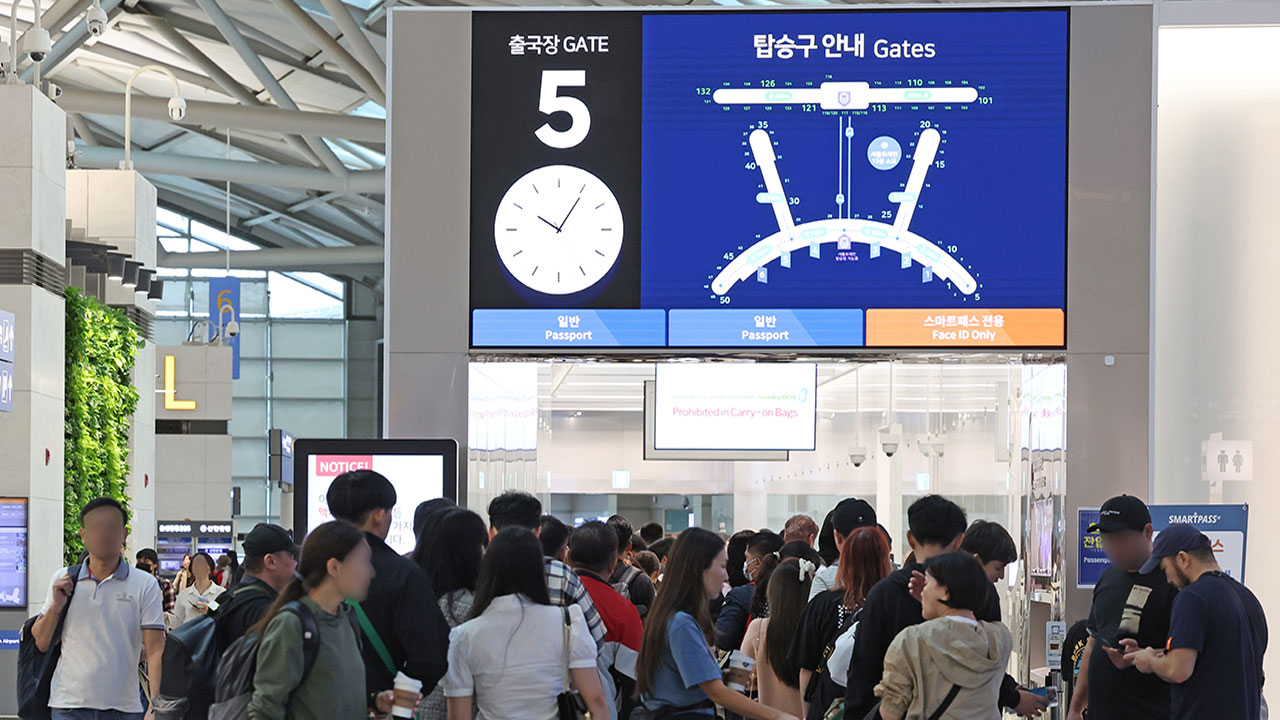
[1067,495,1177,720]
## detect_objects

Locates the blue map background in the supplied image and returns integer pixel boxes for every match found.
[639,10,1069,311]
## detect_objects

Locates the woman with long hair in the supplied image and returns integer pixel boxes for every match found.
[248,521,391,720]
[170,551,224,628]
[726,529,757,589]
[442,528,610,720]
[788,526,892,719]
[412,508,489,720]
[636,527,798,720]
[173,553,193,593]
[742,559,814,717]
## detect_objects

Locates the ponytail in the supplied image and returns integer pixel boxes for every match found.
[247,521,365,638]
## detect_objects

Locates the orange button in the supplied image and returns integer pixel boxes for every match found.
[866,309,1064,347]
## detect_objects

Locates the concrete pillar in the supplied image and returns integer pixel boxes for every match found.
[0,85,67,622]
[154,345,233,525]
[66,169,159,550]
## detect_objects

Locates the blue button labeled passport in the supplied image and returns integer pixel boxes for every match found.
[473,310,666,347]
[668,309,864,347]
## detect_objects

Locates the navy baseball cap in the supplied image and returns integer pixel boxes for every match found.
[1088,495,1152,533]
[1139,523,1212,574]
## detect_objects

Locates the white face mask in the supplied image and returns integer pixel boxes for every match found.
[743,562,753,578]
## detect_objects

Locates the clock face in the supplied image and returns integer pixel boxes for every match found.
[494,164,624,296]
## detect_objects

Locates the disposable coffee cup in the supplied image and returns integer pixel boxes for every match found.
[391,672,422,718]
[724,650,754,693]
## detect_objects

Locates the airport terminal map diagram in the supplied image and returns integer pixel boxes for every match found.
[639,10,1069,313]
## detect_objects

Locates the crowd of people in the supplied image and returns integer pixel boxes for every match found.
[24,480,1269,720]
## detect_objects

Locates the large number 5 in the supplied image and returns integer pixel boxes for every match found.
[534,70,590,149]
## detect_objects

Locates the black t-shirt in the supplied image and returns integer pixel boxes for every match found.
[1085,565,1177,719]
[213,576,277,654]
[1062,619,1090,710]
[1223,575,1269,687]
[1167,572,1262,720]
[789,589,856,720]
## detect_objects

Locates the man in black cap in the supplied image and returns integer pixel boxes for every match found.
[1122,524,1267,720]
[808,497,877,600]
[1067,495,1177,720]
[214,523,299,651]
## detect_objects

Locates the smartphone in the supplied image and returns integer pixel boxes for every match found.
[1087,628,1119,650]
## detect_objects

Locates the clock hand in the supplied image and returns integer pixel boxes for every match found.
[536,215,561,233]
[556,197,582,231]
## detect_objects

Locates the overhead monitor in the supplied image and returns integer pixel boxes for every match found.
[446,8,1068,349]
[0,498,27,608]
[293,439,459,555]
[643,381,789,461]
[653,363,817,451]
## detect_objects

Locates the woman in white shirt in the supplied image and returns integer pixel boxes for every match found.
[443,528,610,720]
[170,551,224,628]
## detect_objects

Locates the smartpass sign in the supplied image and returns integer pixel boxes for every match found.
[1077,504,1249,588]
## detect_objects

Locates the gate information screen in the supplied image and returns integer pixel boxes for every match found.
[469,9,1068,349]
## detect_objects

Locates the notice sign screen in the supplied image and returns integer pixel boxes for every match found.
[306,454,445,555]
[654,363,816,451]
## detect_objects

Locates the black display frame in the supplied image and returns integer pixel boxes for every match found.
[292,438,460,541]
[464,5,1072,353]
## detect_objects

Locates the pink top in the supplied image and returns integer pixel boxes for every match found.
[743,617,804,718]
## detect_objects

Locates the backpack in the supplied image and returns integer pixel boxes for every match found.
[208,601,321,720]
[612,565,641,600]
[17,565,81,720]
[152,583,272,720]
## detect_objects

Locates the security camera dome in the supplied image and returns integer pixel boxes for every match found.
[23,26,52,63]
[167,95,187,121]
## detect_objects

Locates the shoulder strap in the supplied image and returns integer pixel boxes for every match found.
[350,600,396,678]
[560,605,573,687]
[49,565,82,644]
[283,602,322,687]
[926,684,963,720]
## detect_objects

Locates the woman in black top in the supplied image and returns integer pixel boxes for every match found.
[788,527,892,720]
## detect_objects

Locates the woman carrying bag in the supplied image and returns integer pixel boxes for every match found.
[441,528,610,720]
[636,527,799,720]
[170,552,225,629]
[870,552,1012,720]
[247,521,400,720]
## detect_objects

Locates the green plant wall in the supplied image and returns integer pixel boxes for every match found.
[64,288,143,564]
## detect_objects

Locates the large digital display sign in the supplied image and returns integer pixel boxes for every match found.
[468,8,1067,349]
[293,439,458,556]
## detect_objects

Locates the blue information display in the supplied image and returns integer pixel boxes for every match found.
[469,9,1068,349]
[0,499,28,608]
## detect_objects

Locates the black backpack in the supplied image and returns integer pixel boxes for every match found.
[152,583,272,720]
[208,601,322,720]
[17,565,81,720]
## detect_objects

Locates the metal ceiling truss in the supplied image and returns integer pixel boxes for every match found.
[1,0,396,271]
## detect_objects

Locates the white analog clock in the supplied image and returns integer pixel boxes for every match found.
[494,164,623,295]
